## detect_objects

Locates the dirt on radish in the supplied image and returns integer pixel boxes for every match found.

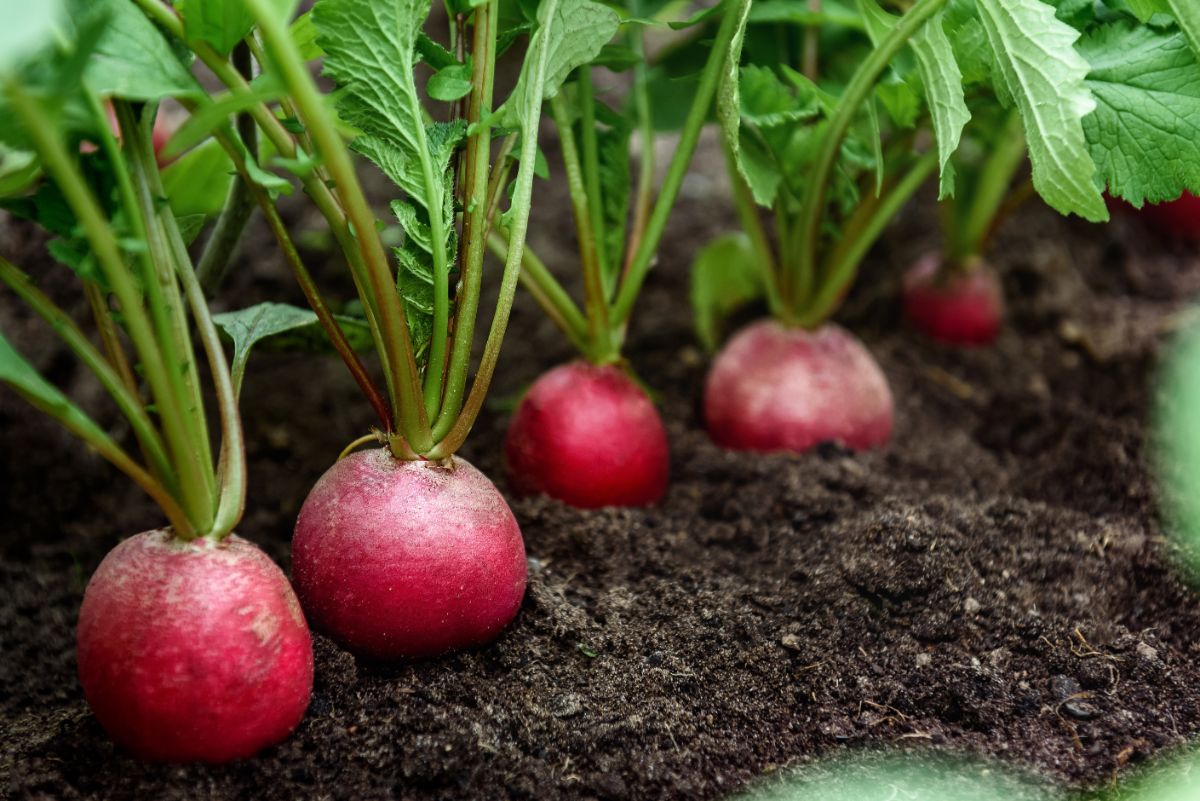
[4,146,1200,798]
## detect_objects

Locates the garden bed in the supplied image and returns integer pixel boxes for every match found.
[4,144,1200,800]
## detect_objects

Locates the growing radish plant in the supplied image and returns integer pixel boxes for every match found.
[0,0,311,762]
[500,0,751,509]
[693,0,1200,453]
[134,0,620,658]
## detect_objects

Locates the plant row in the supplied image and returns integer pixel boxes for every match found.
[0,0,1198,763]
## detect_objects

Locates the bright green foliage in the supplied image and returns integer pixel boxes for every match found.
[975,0,1107,222]
[594,100,632,298]
[735,754,1056,801]
[499,0,620,128]
[0,0,63,74]
[1079,24,1200,205]
[690,233,761,352]
[1157,320,1200,579]
[214,302,320,398]
[313,0,464,371]
[178,0,256,56]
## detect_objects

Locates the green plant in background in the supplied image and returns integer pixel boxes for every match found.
[499,0,752,510]
[692,0,1200,456]
[1157,318,1200,580]
[733,753,1057,801]
[0,0,312,763]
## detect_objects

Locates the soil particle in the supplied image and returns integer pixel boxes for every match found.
[4,141,1200,799]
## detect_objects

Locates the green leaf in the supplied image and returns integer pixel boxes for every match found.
[1165,0,1200,62]
[690,233,762,352]
[314,0,463,370]
[717,0,767,205]
[856,0,968,200]
[291,10,323,59]
[1080,23,1200,205]
[77,0,202,101]
[594,100,631,299]
[0,328,118,455]
[0,0,64,74]
[0,146,40,196]
[910,13,969,199]
[178,0,255,57]
[427,64,473,101]
[499,0,621,128]
[976,0,1107,221]
[162,138,235,217]
[1126,0,1168,23]
[212,302,319,398]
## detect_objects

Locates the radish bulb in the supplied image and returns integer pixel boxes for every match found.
[704,320,893,453]
[76,530,313,763]
[293,450,527,660]
[902,253,1004,346]
[505,361,669,509]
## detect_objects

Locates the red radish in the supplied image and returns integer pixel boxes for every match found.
[76,529,313,763]
[902,253,1004,346]
[1139,192,1200,240]
[704,319,893,453]
[505,361,669,509]
[293,450,527,660]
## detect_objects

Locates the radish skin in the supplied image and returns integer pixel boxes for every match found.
[505,361,669,509]
[1140,192,1200,240]
[293,450,527,660]
[903,253,1004,346]
[76,530,313,763]
[704,320,893,453]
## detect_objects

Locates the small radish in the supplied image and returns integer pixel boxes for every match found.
[76,530,313,763]
[902,253,1004,346]
[1139,192,1200,240]
[505,361,669,509]
[293,449,527,660]
[704,319,893,453]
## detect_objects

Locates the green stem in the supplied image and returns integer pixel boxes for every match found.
[2,375,195,538]
[610,0,752,329]
[0,258,177,490]
[623,14,655,282]
[432,0,497,442]
[488,230,590,354]
[956,109,1025,263]
[550,93,613,359]
[8,82,214,534]
[426,0,571,459]
[724,142,785,318]
[131,119,247,541]
[196,42,257,298]
[245,0,431,454]
[794,0,949,302]
[799,148,938,327]
[578,68,607,278]
[114,102,217,529]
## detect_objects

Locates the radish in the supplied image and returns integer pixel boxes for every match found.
[293,449,527,660]
[491,2,753,507]
[1138,192,1200,240]
[76,530,313,762]
[505,361,669,508]
[704,320,893,453]
[902,253,1004,346]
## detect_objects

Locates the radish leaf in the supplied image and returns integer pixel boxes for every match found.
[974,0,1107,221]
[1079,24,1200,205]
[314,0,464,372]
[690,233,762,352]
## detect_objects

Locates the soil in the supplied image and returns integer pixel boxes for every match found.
[4,135,1200,801]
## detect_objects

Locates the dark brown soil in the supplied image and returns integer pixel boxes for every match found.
[4,137,1200,800]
